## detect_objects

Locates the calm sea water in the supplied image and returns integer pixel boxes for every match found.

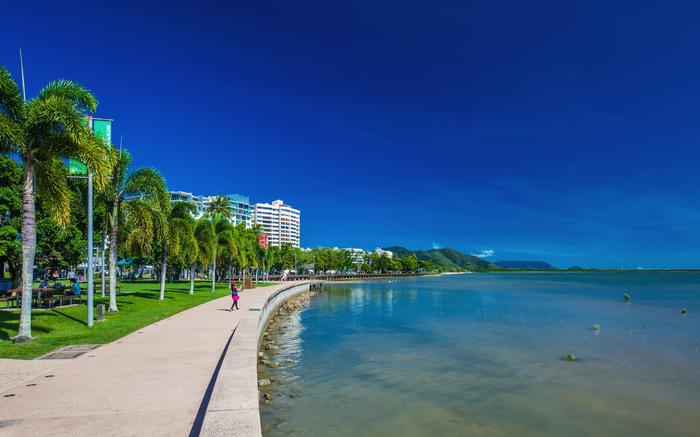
[259,273,700,436]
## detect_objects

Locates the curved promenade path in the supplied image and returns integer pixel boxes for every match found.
[0,282,306,437]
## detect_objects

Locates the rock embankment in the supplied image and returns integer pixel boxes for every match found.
[258,290,318,405]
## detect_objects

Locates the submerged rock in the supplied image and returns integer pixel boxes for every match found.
[258,378,271,387]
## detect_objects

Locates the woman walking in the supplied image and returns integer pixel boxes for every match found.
[230,282,240,311]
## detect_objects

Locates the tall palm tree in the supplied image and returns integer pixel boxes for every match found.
[169,201,198,294]
[261,248,273,282]
[0,67,111,342]
[120,169,168,299]
[104,150,166,311]
[195,219,216,293]
[215,219,240,288]
[204,195,232,291]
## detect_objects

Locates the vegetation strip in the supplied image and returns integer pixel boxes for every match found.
[0,281,233,359]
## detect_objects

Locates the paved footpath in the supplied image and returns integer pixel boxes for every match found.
[0,283,292,437]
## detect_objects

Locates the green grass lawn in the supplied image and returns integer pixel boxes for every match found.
[0,280,276,360]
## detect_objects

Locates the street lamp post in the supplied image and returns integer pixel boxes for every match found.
[86,168,94,327]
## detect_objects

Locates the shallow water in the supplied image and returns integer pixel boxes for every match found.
[259,273,700,436]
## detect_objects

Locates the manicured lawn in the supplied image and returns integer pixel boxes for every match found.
[0,280,276,360]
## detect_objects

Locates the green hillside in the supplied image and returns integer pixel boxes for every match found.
[494,261,558,270]
[383,246,495,271]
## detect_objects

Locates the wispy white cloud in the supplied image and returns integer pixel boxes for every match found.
[471,249,495,258]
[432,242,442,249]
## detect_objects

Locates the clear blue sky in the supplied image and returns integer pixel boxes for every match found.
[3,1,700,268]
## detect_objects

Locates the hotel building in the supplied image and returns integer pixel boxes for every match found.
[253,200,301,247]
[168,191,253,228]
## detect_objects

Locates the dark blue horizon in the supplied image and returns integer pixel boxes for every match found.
[3,1,700,269]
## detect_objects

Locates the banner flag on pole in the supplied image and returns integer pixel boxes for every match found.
[68,117,112,175]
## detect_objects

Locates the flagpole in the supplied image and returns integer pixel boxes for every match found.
[19,49,27,101]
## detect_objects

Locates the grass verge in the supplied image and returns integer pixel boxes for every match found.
[0,280,276,360]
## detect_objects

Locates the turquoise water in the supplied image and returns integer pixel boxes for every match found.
[259,273,700,436]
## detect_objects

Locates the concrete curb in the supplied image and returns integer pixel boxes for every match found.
[199,282,310,437]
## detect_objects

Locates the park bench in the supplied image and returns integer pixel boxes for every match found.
[0,291,18,308]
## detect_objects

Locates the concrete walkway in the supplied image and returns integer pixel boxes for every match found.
[0,283,295,437]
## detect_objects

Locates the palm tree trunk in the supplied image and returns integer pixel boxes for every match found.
[16,160,36,342]
[159,239,167,300]
[227,254,232,286]
[108,208,119,312]
[189,264,195,294]
[211,253,216,292]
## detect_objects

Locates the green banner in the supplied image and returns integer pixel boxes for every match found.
[67,118,112,175]
[93,119,112,146]
[68,159,87,175]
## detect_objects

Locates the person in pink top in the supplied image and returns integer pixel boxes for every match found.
[230,282,240,311]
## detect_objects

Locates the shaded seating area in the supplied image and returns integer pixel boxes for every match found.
[2,288,84,309]
[1,283,124,309]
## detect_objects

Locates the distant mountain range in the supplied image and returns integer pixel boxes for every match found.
[383,246,494,271]
[383,247,560,271]
[493,261,558,270]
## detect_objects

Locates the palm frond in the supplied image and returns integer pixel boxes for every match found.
[34,158,71,226]
[171,201,197,219]
[37,79,97,113]
[195,219,216,266]
[110,148,131,190]
[0,113,21,154]
[123,200,156,257]
[0,66,24,121]
[206,195,232,221]
[124,167,168,209]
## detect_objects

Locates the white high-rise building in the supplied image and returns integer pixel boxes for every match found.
[254,200,301,247]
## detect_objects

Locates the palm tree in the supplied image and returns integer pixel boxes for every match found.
[0,67,111,342]
[261,247,273,282]
[104,150,166,311]
[168,201,198,294]
[195,219,216,293]
[204,195,232,291]
[206,195,232,221]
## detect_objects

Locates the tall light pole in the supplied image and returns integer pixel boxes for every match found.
[86,167,94,327]
[100,233,106,297]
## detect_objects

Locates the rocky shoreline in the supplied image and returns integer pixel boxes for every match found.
[257,290,318,408]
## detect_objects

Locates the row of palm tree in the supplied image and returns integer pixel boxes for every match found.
[1,66,274,342]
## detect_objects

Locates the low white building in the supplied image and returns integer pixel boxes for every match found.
[374,248,394,258]
[344,248,366,265]
[254,200,301,248]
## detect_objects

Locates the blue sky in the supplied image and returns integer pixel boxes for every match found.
[3,1,700,268]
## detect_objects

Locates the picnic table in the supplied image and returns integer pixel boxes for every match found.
[1,283,123,309]
[3,288,82,309]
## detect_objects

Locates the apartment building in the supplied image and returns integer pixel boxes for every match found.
[253,200,301,247]
[168,191,253,228]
